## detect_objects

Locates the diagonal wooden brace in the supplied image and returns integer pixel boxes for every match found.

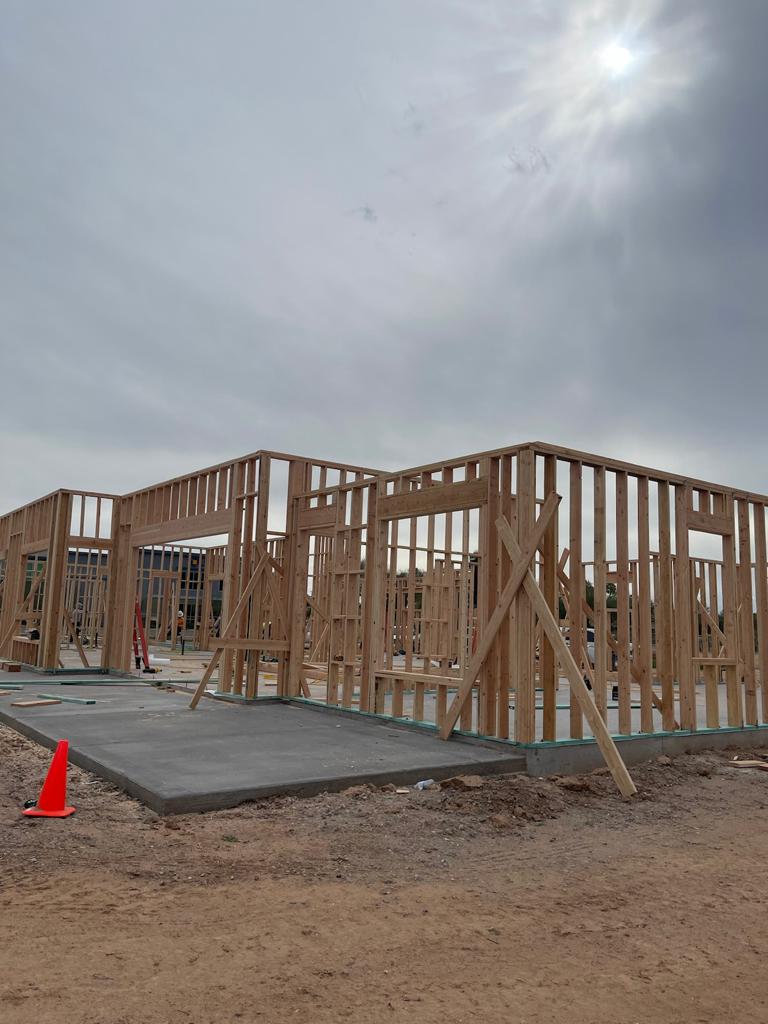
[0,564,47,656]
[496,516,636,798]
[439,491,561,740]
[189,550,272,710]
[63,608,89,668]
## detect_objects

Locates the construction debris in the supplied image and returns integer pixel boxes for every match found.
[11,698,62,708]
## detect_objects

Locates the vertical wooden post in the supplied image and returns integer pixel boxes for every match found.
[342,480,364,708]
[245,455,271,698]
[405,497,417,680]
[637,477,653,733]
[0,531,23,660]
[387,489,401,674]
[442,467,454,679]
[326,485,347,705]
[616,472,632,734]
[283,461,311,698]
[459,463,476,732]
[708,561,724,729]
[674,485,696,730]
[358,480,379,712]
[479,458,500,735]
[656,483,675,730]
[234,462,256,694]
[593,466,608,723]
[540,454,558,740]
[569,461,584,739]
[103,498,128,671]
[718,494,742,726]
[754,503,768,724]
[219,462,246,694]
[368,513,389,715]
[39,491,72,669]
[286,519,310,698]
[515,448,536,743]
[278,460,309,696]
[737,498,757,725]
[498,457,512,740]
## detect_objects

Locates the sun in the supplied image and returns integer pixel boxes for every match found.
[600,43,633,74]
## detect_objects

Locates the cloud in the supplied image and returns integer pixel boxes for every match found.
[1,0,767,511]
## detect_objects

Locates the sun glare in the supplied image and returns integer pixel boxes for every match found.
[600,43,633,74]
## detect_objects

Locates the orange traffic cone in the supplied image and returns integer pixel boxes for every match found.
[23,739,76,818]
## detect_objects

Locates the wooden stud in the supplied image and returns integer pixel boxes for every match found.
[515,450,536,743]
[737,499,758,724]
[754,503,768,723]
[637,477,654,733]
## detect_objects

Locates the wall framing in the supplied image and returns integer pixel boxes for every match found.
[3,440,768,793]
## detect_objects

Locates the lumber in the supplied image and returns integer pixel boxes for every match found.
[754,502,768,723]
[615,472,631,734]
[568,461,584,739]
[686,509,733,536]
[11,698,62,707]
[540,454,558,739]
[495,515,637,798]
[37,692,96,705]
[377,477,488,520]
[515,450,535,742]
[737,499,758,724]
[63,608,90,668]
[592,466,607,723]
[0,564,47,657]
[731,760,768,771]
[637,477,653,733]
[440,491,560,739]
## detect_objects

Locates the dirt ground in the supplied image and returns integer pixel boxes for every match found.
[2,725,768,1023]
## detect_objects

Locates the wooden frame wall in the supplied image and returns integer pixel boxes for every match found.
[0,490,116,669]
[3,441,768,764]
[279,441,768,753]
[104,450,379,701]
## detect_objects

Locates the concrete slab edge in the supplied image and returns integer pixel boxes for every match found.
[0,705,525,815]
[157,757,527,814]
[0,707,165,813]
[524,724,768,775]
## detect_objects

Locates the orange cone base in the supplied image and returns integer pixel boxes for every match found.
[23,805,76,818]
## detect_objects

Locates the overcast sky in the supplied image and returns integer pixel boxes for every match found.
[2,0,767,511]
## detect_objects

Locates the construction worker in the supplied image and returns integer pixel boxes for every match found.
[176,609,185,655]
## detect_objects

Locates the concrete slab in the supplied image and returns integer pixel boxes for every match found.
[0,686,525,814]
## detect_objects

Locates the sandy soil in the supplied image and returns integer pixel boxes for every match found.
[2,724,768,1024]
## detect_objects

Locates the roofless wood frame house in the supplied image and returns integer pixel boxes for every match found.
[3,440,768,795]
